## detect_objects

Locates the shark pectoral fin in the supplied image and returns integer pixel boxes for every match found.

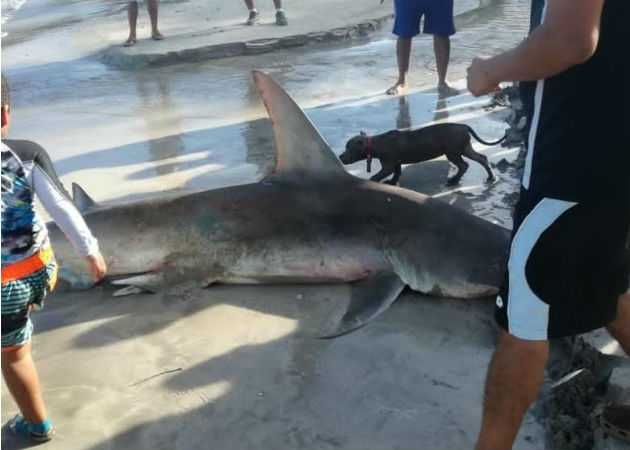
[72,183,98,213]
[112,286,146,297]
[251,71,351,183]
[319,273,406,339]
[109,272,163,297]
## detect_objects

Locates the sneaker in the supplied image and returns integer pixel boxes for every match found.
[8,413,55,443]
[601,405,630,443]
[275,10,288,26]
[246,10,259,26]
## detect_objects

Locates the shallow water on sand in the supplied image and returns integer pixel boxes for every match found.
[0,4,578,450]
[2,0,530,215]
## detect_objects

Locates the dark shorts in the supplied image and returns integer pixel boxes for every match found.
[393,0,456,38]
[496,189,630,340]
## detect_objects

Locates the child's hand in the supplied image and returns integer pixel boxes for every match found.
[85,252,107,281]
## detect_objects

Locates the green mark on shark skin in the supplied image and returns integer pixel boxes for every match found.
[195,212,222,235]
[59,268,94,290]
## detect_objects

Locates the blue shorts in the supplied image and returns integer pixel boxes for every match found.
[393,0,456,38]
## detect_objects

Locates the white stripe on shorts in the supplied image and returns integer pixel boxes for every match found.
[507,197,577,340]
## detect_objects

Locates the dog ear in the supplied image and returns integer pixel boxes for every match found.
[360,131,366,136]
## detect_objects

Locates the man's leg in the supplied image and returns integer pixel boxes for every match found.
[244,0,259,25]
[434,35,459,96]
[124,1,138,46]
[475,330,549,450]
[273,0,287,25]
[1,342,48,424]
[386,37,412,95]
[606,291,629,355]
[148,0,163,40]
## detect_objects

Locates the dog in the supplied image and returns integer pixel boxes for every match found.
[339,123,504,186]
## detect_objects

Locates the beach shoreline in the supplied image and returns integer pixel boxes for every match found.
[1,1,628,449]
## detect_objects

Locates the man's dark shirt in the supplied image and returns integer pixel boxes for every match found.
[520,0,629,204]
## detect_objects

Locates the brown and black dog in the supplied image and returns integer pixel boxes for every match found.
[339,123,504,186]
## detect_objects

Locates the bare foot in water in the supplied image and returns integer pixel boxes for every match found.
[152,31,165,40]
[438,82,460,97]
[123,36,137,47]
[386,82,408,96]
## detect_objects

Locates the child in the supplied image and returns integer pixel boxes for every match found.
[1,73,107,442]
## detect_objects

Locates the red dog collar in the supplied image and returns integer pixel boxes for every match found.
[365,136,373,173]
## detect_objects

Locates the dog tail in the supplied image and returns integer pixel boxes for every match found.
[465,125,506,146]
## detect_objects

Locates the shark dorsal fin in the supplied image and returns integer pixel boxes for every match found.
[72,182,97,213]
[252,70,350,182]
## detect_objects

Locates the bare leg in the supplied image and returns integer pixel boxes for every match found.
[606,291,630,356]
[1,342,48,424]
[148,0,163,39]
[386,37,412,95]
[273,0,287,25]
[475,330,549,450]
[600,292,630,441]
[434,35,459,96]
[124,1,138,46]
[244,0,260,25]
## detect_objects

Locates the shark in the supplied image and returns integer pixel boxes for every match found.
[48,71,510,338]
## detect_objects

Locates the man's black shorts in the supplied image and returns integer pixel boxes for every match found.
[495,189,630,340]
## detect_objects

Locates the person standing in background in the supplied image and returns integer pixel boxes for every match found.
[243,0,288,26]
[386,0,459,96]
[124,0,164,47]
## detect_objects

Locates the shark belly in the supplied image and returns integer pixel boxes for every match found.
[220,242,388,285]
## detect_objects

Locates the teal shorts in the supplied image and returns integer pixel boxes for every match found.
[1,261,57,349]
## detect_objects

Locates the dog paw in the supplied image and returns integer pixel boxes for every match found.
[486,176,499,184]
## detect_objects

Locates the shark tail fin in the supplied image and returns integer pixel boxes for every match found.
[251,70,351,183]
[72,182,97,213]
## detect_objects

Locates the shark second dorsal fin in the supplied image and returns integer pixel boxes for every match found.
[72,182,97,213]
[252,70,350,182]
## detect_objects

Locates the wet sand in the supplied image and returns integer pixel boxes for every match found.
[0,89,545,450]
[1,1,628,449]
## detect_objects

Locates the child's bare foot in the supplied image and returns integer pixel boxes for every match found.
[438,82,460,97]
[151,31,164,40]
[123,36,137,47]
[386,81,408,96]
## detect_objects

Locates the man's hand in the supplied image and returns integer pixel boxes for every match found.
[85,252,107,281]
[466,1,604,93]
[467,57,500,97]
